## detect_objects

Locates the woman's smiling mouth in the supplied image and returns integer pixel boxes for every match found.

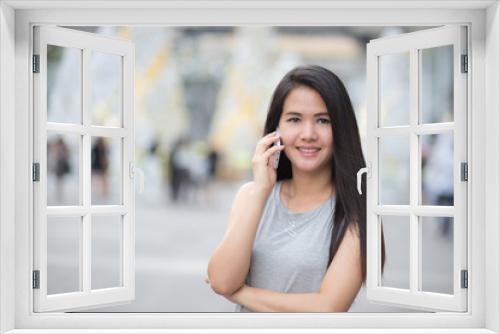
[297,147,321,157]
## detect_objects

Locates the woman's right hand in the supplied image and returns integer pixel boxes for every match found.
[208,134,282,296]
[251,131,285,192]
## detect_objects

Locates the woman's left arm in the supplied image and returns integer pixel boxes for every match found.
[228,226,363,312]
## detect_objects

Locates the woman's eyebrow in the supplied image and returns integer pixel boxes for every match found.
[284,111,330,117]
[315,112,330,117]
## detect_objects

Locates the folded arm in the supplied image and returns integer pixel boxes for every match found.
[207,182,270,296]
[228,226,363,312]
[229,286,340,312]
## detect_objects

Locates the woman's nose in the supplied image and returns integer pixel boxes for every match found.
[299,122,318,140]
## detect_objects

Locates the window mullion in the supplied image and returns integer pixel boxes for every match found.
[417,48,424,293]
[82,48,91,210]
[409,47,420,294]
[82,47,91,294]
[122,49,134,292]
[375,205,455,216]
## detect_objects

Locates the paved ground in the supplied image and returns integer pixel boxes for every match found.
[48,179,453,313]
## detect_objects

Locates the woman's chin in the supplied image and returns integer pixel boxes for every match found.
[292,161,326,173]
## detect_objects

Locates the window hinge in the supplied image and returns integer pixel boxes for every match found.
[461,54,468,73]
[461,162,468,181]
[32,55,40,73]
[33,163,40,182]
[461,270,468,289]
[32,270,40,289]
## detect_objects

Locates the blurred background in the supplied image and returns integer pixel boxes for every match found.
[45,26,455,312]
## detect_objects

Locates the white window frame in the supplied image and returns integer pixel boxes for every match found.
[33,25,136,312]
[365,25,468,312]
[0,1,499,334]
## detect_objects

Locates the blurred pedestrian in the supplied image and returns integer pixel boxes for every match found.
[168,137,191,203]
[207,146,219,181]
[51,136,71,202]
[91,137,110,197]
[141,137,163,200]
[202,145,220,205]
[185,142,211,206]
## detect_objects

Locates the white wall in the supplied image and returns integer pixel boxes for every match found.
[0,2,16,334]
[485,2,500,333]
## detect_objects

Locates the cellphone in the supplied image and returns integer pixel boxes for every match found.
[272,127,281,169]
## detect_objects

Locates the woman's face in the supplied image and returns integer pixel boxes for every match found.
[278,85,334,174]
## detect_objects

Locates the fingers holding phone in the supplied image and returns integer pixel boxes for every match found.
[252,130,285,191]
[272,128,281,169]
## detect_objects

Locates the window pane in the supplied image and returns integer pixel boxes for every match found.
[421,216,454,294]
[379,52,410,127]
[91,137,122,205]
[92,215,123,289]
[379,136,410,205]
[421,133,454,206]
[420,45,454,124]
[47,132,81,206]
[380,215,410,290]
[47,45,82,124]
[91,51,122,127]
[47,216,82,294]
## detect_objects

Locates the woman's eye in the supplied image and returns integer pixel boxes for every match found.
[287,117,300,123]
[318,118,331,124]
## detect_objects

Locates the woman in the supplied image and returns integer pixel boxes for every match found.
[207,65,385,312]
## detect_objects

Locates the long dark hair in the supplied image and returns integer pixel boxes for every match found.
[263,65,385,283]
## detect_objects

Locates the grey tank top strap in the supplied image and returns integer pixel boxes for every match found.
[234,181,336,312]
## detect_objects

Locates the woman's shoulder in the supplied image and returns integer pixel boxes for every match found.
[234,182,280,211]
[237,181,281,194]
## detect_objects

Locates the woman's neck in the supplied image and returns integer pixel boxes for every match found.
[283,169,334,201]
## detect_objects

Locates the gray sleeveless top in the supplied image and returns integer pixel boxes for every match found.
[234,180,336,312]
